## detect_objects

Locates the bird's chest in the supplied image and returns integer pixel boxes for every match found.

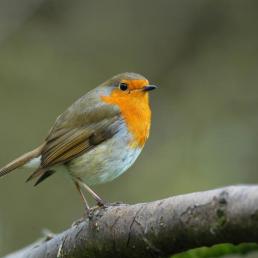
[101,94,151,147]
[67,123,142,185]
[119,104,151,149]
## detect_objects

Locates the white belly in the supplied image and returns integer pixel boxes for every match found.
[67,125,143,186]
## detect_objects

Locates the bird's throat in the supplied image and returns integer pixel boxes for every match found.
[101,91,151,147]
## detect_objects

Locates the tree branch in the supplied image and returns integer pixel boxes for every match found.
[4,185,258,258]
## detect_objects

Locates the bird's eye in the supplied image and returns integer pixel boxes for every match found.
[119,82,128,91]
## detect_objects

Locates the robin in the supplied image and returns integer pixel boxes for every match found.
[0,72,157,213]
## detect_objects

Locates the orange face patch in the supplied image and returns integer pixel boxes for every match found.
[101,80,151,147]
[121,79,149,91]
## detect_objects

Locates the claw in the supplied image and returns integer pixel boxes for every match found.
[97,199,106,207]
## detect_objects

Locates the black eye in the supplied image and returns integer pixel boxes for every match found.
[119,82,128,91]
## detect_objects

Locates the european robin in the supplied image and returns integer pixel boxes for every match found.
[0,72,157,213]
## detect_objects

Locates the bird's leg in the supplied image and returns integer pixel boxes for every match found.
[77,179,106,207]
[74,181,90,214]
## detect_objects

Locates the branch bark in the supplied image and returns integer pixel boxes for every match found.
[4,185,258,258]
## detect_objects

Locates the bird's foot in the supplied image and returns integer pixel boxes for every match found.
[84,205,104,219]
[72,201,127,227]
[95,200,125,209]
[96,199,106,207]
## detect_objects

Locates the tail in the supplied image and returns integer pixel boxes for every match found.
[0,144,44,177]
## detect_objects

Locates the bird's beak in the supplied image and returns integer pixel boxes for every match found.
[143,85,158,92]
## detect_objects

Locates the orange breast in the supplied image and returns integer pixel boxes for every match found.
[102,90,151,147]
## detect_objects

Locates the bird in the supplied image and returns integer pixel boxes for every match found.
[0,72,157,213]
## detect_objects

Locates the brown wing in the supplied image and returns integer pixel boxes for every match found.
[28,87,121,185]
[41,116,120,167]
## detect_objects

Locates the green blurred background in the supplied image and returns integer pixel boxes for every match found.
[1,0,258,256]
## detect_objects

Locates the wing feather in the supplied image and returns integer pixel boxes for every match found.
[28,87,121,185]
[41,116,121,168]
[41,129,91,166]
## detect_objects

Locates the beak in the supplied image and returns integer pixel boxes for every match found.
[143,85,158,92]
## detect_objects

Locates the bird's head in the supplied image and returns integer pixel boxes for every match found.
[105,72,157,97]
[100,72,157,108]
[100,72,157,147]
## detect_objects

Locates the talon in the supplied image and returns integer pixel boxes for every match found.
[97,200,106,207]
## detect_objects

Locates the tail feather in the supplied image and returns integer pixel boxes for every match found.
[26,167,55,186]
[25,167,45,182]
[0,144,44,177]
[34,170,55,186]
